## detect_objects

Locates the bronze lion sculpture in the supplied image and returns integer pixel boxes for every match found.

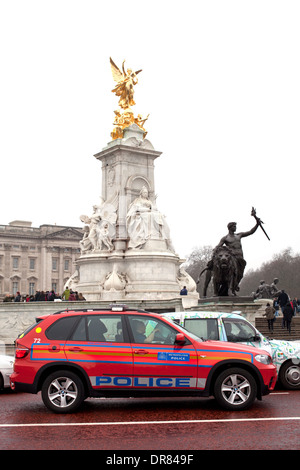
[198,246,238,297]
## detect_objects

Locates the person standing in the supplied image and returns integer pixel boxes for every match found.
[273,297,280,319]
[291,298,298,315]
[283,302,294,334]
[277,290,289,328]
[62,286,71,301]
[263,303,276,334]
[14,291,21,302]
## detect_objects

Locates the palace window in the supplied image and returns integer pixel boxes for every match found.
[12,281,19,295]
[29,282,35,296]
[29,258,35,270]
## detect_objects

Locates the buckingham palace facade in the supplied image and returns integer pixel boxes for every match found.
[0,220,83,299]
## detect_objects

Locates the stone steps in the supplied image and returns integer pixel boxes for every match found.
[255,316,300,340]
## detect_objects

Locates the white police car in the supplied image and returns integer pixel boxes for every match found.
[163,311,300,390]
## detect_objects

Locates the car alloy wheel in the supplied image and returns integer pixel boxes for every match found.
[214,368,257,410]
[279,360,300,389]
[41,370,85,413]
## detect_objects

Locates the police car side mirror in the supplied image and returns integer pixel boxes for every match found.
[175,333,186,344]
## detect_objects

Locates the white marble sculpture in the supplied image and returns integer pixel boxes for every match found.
[103,265,128,291]
[126,186,175,252]
[79,194,118,253]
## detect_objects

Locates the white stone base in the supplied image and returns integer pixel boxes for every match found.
[72,248,198,304]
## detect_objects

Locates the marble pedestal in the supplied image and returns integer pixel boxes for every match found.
[75,242,198,303]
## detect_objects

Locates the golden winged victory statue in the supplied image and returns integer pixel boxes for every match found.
[110,57,149,140]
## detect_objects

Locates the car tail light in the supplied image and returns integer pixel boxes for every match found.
[15,347,29,359]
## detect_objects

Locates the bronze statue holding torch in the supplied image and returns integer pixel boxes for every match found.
[198,208,270,297]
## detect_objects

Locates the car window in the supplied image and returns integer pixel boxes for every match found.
[223,318,257,342]
[18,319,44,339]
[70,315,125,343]
[184,318,219,340]
[71,317,86,341]
[46,316,79,340]
[128,315,180,345]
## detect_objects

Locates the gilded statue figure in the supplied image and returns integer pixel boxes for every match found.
[109,57,149,140]
[110,57,142,110]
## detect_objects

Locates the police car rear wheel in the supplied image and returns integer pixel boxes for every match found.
[213,368,257,410]
[41,370,85,413]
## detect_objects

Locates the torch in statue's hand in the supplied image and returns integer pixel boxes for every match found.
[251,207,270,241]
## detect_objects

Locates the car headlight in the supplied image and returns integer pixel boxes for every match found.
[255,354,272,365]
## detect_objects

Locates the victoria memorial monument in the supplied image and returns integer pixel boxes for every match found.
[69,58,198,304]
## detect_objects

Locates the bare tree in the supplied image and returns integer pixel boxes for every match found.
[239,248,300,298]
[184,245,213,297]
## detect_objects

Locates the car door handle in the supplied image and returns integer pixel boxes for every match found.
[133,349,149,355]
[68,347,83,351]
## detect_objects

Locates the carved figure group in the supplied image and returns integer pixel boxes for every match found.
[79,187,176,254]
[254,278,280,300]
[79,195,118,254]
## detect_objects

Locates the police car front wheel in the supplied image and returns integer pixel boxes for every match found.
[213,368,257,410]
[41,370,85,413]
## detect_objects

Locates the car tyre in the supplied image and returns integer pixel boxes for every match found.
[279,360,300,390]
[213,367,257,410]
[41,370,85,413]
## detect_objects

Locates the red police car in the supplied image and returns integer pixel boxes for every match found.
[10,306,277,413]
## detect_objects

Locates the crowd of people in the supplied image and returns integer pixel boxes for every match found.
[3,286,86,302]
[263,289,299,334]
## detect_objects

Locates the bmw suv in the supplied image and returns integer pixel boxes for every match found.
[10,306,277,413]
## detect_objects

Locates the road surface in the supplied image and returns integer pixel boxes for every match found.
[0,388,299,451]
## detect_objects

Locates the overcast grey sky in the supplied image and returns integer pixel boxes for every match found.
[1,0,299,273]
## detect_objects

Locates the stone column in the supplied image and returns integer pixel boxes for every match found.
[94,124,161,251]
